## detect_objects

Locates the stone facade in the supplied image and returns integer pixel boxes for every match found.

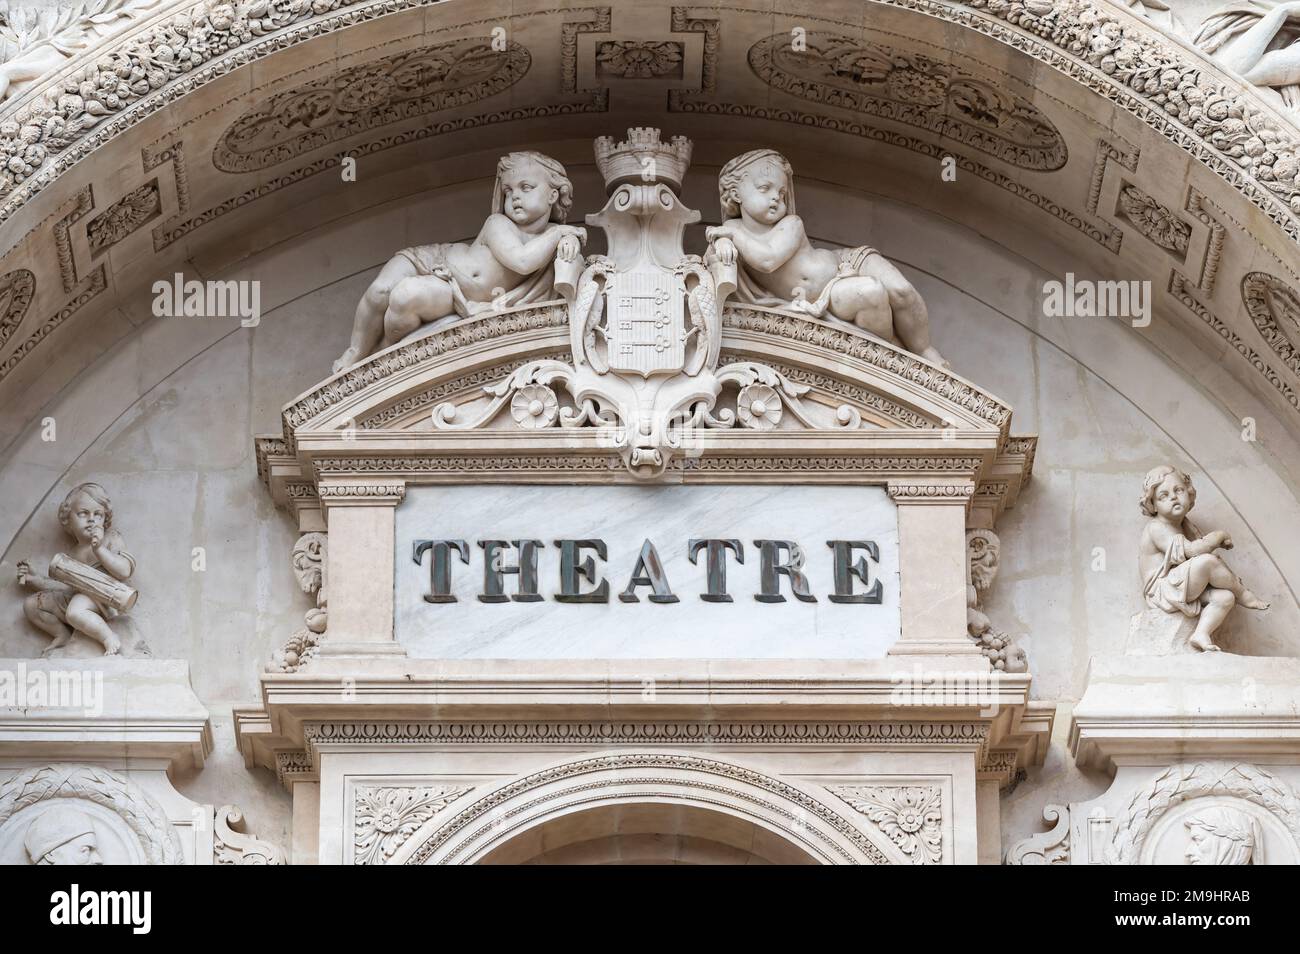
[1,0,1299,866]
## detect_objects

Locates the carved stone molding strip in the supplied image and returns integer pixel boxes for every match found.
[353,784,470,865]
[304,720,991,754]
[1243,272,1300,377]
[717,350,939,428]
[358,351,571,428]
[282,305,569,431]
[317,483,405,503]
[275,750,315,788]
[1170,273,1299,410]
[404,753,893,865]
[724,308,1011,428]
[1184,187,1226,296]
[1087,139,1138,220]
[673,99,1120,252]
[747,31,1068,170]
[307,454,986,480]
[0,763,183,865]
[828,784,944,864]
[888,481,977,502]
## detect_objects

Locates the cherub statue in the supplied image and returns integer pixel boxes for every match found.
[15,482,136,656]
[1195,1,1300,110]
[705,149,947,367]
[332,151,587,373]
[1138,464,1269,652]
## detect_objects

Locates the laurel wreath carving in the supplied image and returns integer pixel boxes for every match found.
[0,763,184,864]
[1106,761,1300,865]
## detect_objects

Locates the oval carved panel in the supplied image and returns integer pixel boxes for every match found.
[0,268,36,351]
[214,37,532,172]
[748,32,1067,171]
[1243,272,1300,377]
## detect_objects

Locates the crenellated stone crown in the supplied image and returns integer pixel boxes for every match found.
[593,127,693,193]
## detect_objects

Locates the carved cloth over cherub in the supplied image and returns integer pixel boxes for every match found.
[391,242,558,318]
[1143,516,1205,617]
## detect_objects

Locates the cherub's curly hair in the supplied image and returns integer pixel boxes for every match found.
[717,148,794,219]
[1140,464,1196,517]
[57,482,113,535]
[495,151,574,223]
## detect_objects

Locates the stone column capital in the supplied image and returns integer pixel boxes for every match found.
[886,480,976,505]
[316,480,406,507]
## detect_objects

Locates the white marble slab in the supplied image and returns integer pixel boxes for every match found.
[394,484,900,659]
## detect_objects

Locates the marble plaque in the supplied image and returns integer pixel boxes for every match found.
[394,484,900,658]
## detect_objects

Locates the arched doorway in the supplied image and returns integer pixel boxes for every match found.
[478,803,820,865]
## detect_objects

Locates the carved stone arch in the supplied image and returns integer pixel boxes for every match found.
[393,751,904,865]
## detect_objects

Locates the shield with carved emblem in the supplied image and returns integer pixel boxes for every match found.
[602,264,686,377]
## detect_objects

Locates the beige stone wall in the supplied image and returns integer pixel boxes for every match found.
[1,173,1297,854]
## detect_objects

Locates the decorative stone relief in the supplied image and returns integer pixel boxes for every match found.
[707,148,948,367]
[595,40,683,78]
[14,482,139,656]
[213,805,287,865]
[828,784,944,864]
[1195,2,1300,111]
[0,764,183,865]
[0,265,34,349]
[213,37,531,173]
[1242,270,1300,375]
[747,32,1068,171]
[353,784,470,865]
[432,129,846,477]
[269,532,327,673]
[1108,762,1300,864]
[965,528,1029,672]
[0,0,162,101]
[1128,464,1270,654]
[1115,181,1191,258]
[1005,804,1072,865]
[333,151,582,372]
[86,178,160,256]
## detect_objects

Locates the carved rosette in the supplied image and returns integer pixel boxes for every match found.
[828,784,944,864]
[353,784,471,865]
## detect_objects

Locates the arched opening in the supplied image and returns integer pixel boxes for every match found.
[477,803,820,865]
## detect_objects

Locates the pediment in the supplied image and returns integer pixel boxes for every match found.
[256,300,1034,528]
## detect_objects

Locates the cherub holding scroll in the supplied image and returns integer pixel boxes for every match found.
[1138,464,1269,652]
[332,151,586,373]
[16,482,136,656]
[705,148,947,367]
